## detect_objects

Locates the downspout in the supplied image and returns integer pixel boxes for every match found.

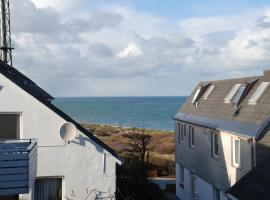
[251,137,256,169]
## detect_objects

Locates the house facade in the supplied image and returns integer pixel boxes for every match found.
[0,62,121,200]
[174,70,270,200]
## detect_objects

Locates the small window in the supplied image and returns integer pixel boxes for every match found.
[224,84,241,103]
[191,87,202,104]
[180,166,184,188]
[232,86,246,104]
[179,124,184,144]
[189,126,195,148]
[184,124,187,136]
[203,85,215,99]
[233,138,240,167]
[248,82,270,105]
[213,187,220,200]
[211,132,219,158]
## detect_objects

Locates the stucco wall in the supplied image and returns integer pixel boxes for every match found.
[0,74,118,200]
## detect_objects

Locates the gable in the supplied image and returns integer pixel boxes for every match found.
[0,62,121,163]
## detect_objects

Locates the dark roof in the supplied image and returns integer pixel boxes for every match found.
[227,159,270,200]
[0,61,122,162]
[175,71,270,139]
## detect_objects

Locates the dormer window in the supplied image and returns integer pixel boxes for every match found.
[248,82,270,105]
[203,85,215,100]
[224,84,241,104]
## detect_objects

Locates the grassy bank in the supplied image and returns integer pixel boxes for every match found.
[82,124,176,177]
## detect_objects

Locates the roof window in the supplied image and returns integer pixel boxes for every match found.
[224,84,241,104]
[191,82,211,105]
[191,87,201,104]
[232,86,246,104]
[248,82,270,105]
[203,85,215,100]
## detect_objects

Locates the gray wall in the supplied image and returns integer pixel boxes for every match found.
[256,127,270,165]
[175,121,253,191]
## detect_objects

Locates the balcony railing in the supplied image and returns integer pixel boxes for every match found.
[0,139,37,196]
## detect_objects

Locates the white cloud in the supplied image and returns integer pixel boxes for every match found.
[117,43,142,58]
[30,0,86,13]
[10,0,270,96]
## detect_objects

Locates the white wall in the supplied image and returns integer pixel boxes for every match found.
[0,74,118,200]
[176,165,231,200]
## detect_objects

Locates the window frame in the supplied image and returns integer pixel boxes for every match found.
[224,84,241,104]
[211,132,219,158]
[203,85,215,100]
[178,123,184,144]
[248,82,270,105]
[179,165,184,188]
[189,126,195,148]
[232,138,241,168]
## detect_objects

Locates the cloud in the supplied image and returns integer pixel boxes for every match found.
[117,43,142,58]
[10,0,270,96]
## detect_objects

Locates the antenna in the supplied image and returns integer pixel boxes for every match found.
[0,0,13,66]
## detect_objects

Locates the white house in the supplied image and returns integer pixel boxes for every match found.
[0,61,122,200]
[174,70,270,200]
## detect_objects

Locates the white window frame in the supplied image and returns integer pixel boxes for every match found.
[211,132,219,158]
[179,124,184,144]
[248,82,270,105]
[232,138,241,168]
[203,85,215,100]
[189,126,195,148]
[224,84,241,103]
[191,87,202,104]
[232,86,246,104]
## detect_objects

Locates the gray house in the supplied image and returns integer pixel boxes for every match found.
[174,70,270,200]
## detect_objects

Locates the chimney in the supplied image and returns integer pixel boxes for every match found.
[263,69,270,78]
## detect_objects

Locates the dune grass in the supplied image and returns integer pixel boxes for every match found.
[81,123,176,177]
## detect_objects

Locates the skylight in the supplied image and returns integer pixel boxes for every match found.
[191,87,202,104]
[203,85,215,100]
[232,86,246,104]
[224,84,241,104]
[248,82,270,105]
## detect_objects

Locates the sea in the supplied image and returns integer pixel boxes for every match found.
[52,96,187,131]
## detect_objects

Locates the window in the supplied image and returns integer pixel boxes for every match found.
[180,166,184,188]
[213,187,220,200]
[34,177,62,200]
[179,124,184,143]
[233,138,240,167]
[184,124,187,136]
[211,132,219,158]
[203,85,215,99]
[189,126,195,148]
[191,87,202,104]
[232,86,246,104]
[224,84,241,103]
[248,82,270,105]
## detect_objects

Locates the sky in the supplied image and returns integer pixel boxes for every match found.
[9,0,270,96]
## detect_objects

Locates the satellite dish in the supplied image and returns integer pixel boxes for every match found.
[60,122,77,144]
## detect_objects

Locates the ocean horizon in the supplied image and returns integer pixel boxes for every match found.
[52,96,187,131]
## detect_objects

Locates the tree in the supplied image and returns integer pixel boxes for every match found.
[121,127,152,179]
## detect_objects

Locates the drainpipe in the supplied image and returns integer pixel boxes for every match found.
[251,137,256,169]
